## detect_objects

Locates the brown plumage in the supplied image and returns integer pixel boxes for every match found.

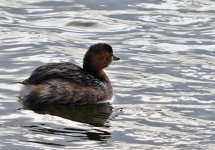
[19,43,120,105]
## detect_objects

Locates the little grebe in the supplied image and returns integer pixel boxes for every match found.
[20,43,120,105]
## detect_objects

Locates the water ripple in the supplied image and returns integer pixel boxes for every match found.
[0,0,215,149]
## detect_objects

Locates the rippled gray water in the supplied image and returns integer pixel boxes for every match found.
[0,0,215,149]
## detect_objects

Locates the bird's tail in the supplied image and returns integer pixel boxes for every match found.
[13,81,24,84]
[13,79,29,84]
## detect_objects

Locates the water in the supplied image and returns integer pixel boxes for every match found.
[0,0,215,149]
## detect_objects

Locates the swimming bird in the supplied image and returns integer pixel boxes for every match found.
[19,43,120,105]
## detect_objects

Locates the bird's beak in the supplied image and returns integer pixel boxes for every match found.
[112,55,120,61]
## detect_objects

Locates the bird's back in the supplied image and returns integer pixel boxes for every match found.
[23,62,101,86]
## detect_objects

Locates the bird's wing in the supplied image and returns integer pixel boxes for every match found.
[23,62,99,87]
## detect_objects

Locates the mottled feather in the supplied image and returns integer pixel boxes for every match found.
[23,62,103,88]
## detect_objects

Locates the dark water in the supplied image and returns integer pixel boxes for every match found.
[1,0,215,149]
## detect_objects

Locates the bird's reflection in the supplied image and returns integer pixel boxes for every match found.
[23,102,113,127]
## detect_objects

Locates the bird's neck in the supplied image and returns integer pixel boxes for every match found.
[86,68,108,81]
[83,59,109,82]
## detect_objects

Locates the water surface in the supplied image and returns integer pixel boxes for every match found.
[0,0,215,149]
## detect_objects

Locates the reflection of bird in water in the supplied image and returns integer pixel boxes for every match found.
[19,43,120,104]
[24,102,113,127]
[21,102,115,141]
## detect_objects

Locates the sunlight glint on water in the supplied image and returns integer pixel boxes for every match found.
[0,0,215,149]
